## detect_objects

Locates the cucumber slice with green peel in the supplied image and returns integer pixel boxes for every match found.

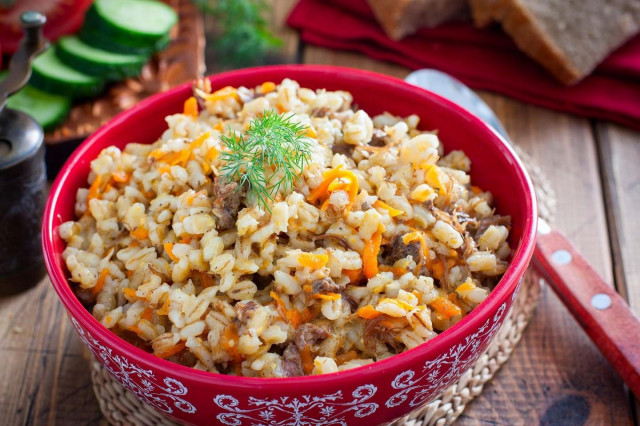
[57,36,149,80]
[79,25,171,56]
[85,0,177,49]
[7,85,71,131]
[31,48,105,99]
[0,71,71,131]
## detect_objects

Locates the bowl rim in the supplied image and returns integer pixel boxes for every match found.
[42,64,537,388]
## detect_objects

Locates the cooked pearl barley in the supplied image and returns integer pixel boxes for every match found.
[343,110,373,145]
[433,220,463,249]
[400,133,439,166]
[312,357,338,375]
[467,251,497,272]
[60,79,511,378]
[478,225,509,251]
[183,214,215,235]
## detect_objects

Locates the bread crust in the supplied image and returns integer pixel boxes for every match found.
[469,0,593,84]
[367,0,468,40]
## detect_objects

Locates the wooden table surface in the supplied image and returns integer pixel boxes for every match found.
[2,2,639,425]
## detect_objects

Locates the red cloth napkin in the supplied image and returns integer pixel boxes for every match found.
[287,0,640,130]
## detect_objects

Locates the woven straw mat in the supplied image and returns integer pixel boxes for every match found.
[90,146,554,426]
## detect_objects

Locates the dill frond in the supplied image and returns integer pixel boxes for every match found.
[219,110,312,211]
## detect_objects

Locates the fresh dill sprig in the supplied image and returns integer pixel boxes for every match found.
[219,110,312,211]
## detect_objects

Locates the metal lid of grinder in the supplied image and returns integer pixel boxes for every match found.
[0,11,49,295]
[0,11,47,171]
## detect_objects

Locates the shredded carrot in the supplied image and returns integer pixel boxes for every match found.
[221,324,243,364]
[456,281,475,293]
[307,167,359,210]
[165,149,192,167]
[297,253,329,270]
[429,259,445,280]
[130,225,148,240]
[356,305,381,319]
[93,268,109,295]
[190,131,210,151]
[271,291,313,328]
[105,315,112,323]
[158,164,171,174]
[422,164,448,195]
[207,86,239,102]
[183,96,198,118]
[373,200,404,217]
[336,350,359,365]
[363,225,383,279]
[155,341,186,359]
[86,174,103,208]
[126,270,134,278]
[179,235,193,244]
[157,298,171,315]
[164,242,179,262]
[213,122,224,132]
[301,345,314,375]
[311,292,341,301]
[148,149,168,161]
[127,324,142,335]
[343,268,363,284]
[112,170,130,183]
[470,185,483,195]
[205,146,219,163]
[379,265,409,277]
[261,81,276,94]
[122,287,138,300]
[141,308,153,322]
[429,296,462,319]
[305,127,317,138]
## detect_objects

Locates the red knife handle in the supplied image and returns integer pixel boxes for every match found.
[533,228,640,398]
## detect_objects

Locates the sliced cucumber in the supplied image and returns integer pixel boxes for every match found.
[57,36,149,81]
[83,0,176,51]
[0,72,71,131]
[30,48,105,99]
[79,25,170,56]
[7,85,71,131]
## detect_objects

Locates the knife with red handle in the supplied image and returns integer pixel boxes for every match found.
[533,218,640,398]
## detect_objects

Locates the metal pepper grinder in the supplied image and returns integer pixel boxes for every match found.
[0,11,49,295]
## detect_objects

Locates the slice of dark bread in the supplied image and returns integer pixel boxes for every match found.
[469,0,640,84]
[367,0,468,40]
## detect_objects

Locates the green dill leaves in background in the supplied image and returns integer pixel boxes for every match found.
[194,0,282,69]
[219,110,312,210]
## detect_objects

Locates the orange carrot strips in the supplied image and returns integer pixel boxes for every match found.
[297,253,329,270]
[183,96,198,118]
[164,242,179,262]
[363,225,383,279]
[93,268,109,295]
[373,200,404,217]
[356,305,381,319]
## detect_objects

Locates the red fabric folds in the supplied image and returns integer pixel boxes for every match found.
[287,0,640,129]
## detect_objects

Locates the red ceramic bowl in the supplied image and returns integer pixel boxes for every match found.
[43,65,537,425]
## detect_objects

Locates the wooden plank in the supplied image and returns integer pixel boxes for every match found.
[268,0,300,61]
[301,45,631,424]
[595,122,640,419]
[0,279,102,425]
[596,123,640,312]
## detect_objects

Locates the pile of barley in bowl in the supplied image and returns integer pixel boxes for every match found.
[60,79,511,377]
